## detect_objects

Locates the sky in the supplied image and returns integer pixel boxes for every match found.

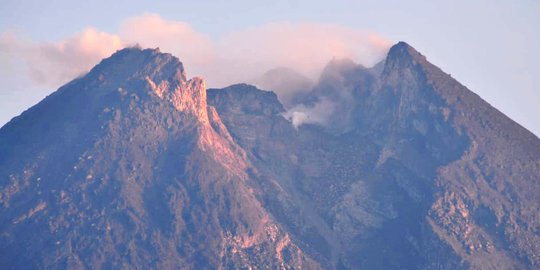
[0,0,539,137]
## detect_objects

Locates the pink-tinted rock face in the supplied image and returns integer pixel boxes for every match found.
[146,74,209,123]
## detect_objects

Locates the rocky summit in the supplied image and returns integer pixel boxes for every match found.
[0,43,539,269]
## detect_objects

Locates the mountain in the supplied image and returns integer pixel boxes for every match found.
[1,42,539,269]
[0,48,316,269]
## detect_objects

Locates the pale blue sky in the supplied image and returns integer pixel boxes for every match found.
[1,0,539,136]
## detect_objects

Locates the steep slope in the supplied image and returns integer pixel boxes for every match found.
[0,48,317,269]
[208,42,540,269]
[208,81,463,269]
[391,42,540,269]
[369,42,540,269]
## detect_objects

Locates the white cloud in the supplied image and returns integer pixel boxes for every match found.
[1,28,123,87]
[119,13,215,75]
[216,22,390,85]
[1,14,390,90]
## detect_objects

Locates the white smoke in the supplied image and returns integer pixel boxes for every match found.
[283,98,336,128]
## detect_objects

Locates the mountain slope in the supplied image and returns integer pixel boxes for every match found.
[208,42,540,269]
[1,43,539,270]
[0,48,317,269]
[392,42,540,269]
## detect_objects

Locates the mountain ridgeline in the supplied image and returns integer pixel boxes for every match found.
[0,42,538,269]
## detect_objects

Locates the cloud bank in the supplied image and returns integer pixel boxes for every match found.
[0,28,123,86]
[215,22,390,86]
[1,13,390,89]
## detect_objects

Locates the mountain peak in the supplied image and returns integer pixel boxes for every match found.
[383,41,427,72]
[109,46,162,58]
[77,46,209,123]
[387,41,422,58]
[84,47,212,122]
[90,46,187,86]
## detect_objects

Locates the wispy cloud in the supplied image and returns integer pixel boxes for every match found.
[1,28,123,86]
[0,14,390,91]
[217,22,389,82]
[120,14,215,71]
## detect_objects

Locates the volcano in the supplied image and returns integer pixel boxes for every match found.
[1,42,539,269]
